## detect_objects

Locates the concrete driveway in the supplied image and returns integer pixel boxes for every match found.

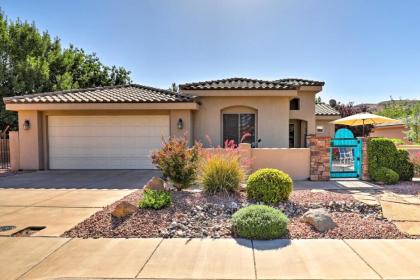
[0,170,159,236]
[0,170,161,189]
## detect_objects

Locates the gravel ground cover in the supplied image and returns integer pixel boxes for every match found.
[63,189,410,239]
[383,181,420,196]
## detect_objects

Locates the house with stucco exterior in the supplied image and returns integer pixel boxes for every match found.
[370,121,411,144]
[4,77,340,171]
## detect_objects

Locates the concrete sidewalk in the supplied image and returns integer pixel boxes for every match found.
[1,237,419,280]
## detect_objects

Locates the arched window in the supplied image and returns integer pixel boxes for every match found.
[290,98,300,110]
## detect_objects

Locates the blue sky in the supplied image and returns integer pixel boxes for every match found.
[1,0,420,103]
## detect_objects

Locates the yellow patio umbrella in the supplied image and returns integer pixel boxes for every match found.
[330,112,400,136]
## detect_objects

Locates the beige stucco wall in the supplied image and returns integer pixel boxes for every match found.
[252,148,310,180]
[17,110,43,169]
[193,96,289,148]
[315,119,336,137]
[204,144,310,180]
[289,91,317,135]
[370,125,410,143]
[170,110,193,144]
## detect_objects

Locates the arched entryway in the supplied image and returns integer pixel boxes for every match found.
[289,119,308,148]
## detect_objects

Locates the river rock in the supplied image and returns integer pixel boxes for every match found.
[302,208,336,232]
[111,201,138,218]
[144,177,165,191]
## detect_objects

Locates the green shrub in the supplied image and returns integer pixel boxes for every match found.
[199,153,244,194]
[367,138,414,182]
[246,168,293,204]
[139,190,172,209]
[387,138,404,146]
[372,167,399,184]
[392,149,414,181]
[151,137,202,190]
[231,205,288,239]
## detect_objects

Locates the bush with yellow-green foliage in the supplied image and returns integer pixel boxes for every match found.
[246,168,293,204]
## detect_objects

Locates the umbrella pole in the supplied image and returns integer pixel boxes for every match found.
[362,119,365,137]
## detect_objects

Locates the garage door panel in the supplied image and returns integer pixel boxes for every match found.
[49,136,164,149]
[50,146,157,157]
[48,115,169,169]
[49,126,169,138]
[49,115,169,127]
[50,157,155,169]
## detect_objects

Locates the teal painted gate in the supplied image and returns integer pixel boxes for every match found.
[330,128,362,178]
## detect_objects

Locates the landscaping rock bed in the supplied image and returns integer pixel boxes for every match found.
[63,189,410,239]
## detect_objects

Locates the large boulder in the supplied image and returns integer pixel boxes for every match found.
[302,208,336,232]
[144,176,165,191]
[111,201,138,218]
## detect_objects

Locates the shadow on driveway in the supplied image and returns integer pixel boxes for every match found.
[0,170,162,189]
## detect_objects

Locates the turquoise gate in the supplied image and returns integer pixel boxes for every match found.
[330,128,362,178]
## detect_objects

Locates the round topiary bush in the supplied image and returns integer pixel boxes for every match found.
[372,167,399,185]
[246,168,293,204]
[231,205,288,239]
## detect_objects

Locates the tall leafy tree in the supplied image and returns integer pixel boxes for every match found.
[0,10,132,131]
[377,98,420,143]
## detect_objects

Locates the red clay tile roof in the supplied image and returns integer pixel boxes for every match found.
[3,84,196,104]
[274,78,325,87]
[315,103,340,116]
[179,77,324,90]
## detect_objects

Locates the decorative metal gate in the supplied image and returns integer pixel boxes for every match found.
[330,128,362,178]
[0,138,10,169]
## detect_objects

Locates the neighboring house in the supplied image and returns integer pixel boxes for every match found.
[314,103,341,138]
[370,121,410,143]
[4,77,340,170]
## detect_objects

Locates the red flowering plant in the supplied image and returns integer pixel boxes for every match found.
[151,136,202,190]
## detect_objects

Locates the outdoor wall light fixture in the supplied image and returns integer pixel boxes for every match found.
[23,120,30,130]
[177,118,183,129]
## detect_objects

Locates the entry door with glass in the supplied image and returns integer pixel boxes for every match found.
[222,113,256,146]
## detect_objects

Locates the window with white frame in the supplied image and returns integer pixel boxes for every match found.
[316,125,324,133]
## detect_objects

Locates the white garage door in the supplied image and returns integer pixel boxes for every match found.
[48,115,169,169]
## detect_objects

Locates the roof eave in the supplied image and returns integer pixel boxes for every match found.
[5,102,200,111]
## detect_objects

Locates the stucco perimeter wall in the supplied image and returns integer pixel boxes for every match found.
[204,144,310,180]
[252,148,310,180]
[193,96,289,148]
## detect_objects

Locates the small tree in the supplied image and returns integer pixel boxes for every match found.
[168,82,179,92]
[151,136,202,190]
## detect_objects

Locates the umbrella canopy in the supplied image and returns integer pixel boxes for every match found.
[330,113,400,136]
[330,113,400,126]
